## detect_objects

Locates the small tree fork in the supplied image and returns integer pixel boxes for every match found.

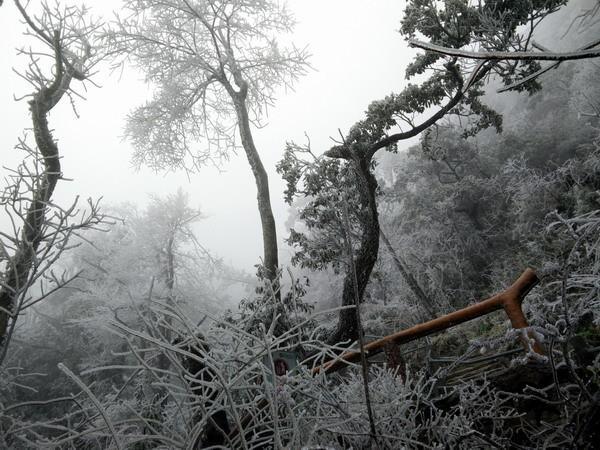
[312,268,542,376]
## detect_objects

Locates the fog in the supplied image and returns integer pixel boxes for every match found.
[0,0,411,272]
[2,1,599,448]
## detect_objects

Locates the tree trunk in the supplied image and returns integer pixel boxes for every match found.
[0,75,69,352]
[232,92,280,300]
[157,236,175,371]
[327,153,379,345]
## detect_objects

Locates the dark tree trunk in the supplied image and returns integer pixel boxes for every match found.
[232,88,280,300]
[327,150,379,345]
[320,63,482,347]
[0,57,72,352]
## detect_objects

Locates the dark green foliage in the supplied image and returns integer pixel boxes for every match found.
[233,268,315,339]
[401,0,476,49]
[277,141,368,274]
[461,86,504,136]
[402,0,567,91]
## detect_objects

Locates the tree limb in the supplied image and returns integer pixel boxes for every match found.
[365,61,479,159]
[497,36,600,93]
[408,39,600,62]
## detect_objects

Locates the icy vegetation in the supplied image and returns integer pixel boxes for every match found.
[1,0,600,448]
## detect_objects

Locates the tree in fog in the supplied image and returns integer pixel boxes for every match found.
[107,0,310,293]
[69,189,227,325]
[279,0,598,345]
[0,0,105,359]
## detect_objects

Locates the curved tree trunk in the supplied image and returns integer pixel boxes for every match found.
[0,65,71,352]
[327,150,379,345]
[321,66,474,346]
[232,90,280,300]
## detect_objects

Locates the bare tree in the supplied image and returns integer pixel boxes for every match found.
[0,0,106,360]
[107,0,310,291]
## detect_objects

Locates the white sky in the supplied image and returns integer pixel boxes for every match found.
[1,0,416,271]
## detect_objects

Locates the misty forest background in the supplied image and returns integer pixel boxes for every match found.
[1,0,600,448]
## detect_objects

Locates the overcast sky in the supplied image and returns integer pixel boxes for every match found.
[0,0,416,271]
